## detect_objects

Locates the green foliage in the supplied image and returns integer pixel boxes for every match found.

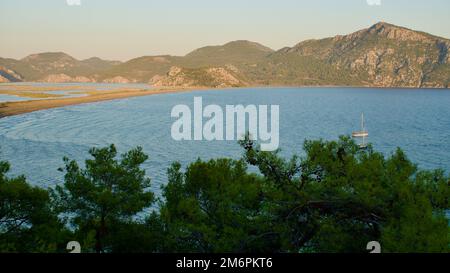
[240,135,449,253]
[0,161,68,252]
[158,159,270,252]
[106,213,165,253]
[1,138,448,253]
[51,144,155,253]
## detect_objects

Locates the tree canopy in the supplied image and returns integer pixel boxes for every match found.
[0,137,448,253]
[51,144,155,253]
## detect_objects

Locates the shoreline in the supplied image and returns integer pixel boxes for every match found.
[0,84,449,118]
[0,87,205,118]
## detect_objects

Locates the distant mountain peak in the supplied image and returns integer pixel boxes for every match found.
[223,40,274,52]
[83,57,103,62]
[21,52,76,62]
[186,40,274,56]
[1,22,448,88]
[82,57,122,66]
[364,22,448,42]
[367,21,408,34]
[371,21,395,28]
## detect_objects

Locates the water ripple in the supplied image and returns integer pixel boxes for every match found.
[1,88,449,195]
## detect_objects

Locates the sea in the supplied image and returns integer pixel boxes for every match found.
[0,86,449,198]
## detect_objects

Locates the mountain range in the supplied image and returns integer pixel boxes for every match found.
[1,22,449,88]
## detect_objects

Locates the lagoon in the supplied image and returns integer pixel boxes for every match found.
[0,87,449,194]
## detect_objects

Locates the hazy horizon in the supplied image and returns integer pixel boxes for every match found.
[1,0,450,61]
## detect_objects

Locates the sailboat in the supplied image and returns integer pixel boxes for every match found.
[352,113,369,149]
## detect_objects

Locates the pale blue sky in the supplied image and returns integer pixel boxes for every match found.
[1,0,449,61]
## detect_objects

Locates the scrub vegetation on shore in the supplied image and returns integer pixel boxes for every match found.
[0,136,448,253]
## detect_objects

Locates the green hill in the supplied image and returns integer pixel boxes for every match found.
[97,41,273,83]
[182,40,274,67]
[257,22,450,87]
[0,53,121,81]
[97,55,182,83]
[1,22,449,88]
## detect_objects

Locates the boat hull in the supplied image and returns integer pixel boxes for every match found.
[352,131,369,138]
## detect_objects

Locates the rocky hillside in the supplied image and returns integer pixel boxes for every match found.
[96,41,272,83]
[0,66,23,82]
[0,22,448,88]
[150,65,247,88]
[259,22,450,88]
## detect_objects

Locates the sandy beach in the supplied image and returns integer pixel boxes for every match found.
[0,87,202,118]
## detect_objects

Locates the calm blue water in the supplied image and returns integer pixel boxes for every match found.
[0,87,449,195]
[0,94,32,102]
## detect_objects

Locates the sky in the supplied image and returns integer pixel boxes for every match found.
[1,0,450,61]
